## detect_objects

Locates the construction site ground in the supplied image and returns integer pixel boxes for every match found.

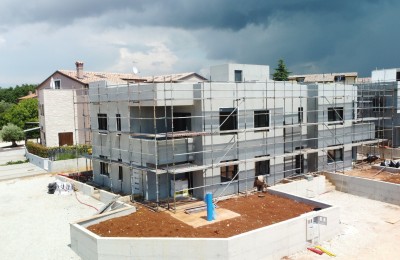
[0,174,103,260]
[343,163,400,184]
[290,190,400,260]
[1,171,399,259]
[88,192,315,238]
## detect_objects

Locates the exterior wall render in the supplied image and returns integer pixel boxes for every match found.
[88,69,382,202]
[39,72,90,147]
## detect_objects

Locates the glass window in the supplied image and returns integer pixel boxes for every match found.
[254,110,270,131]
[234,70,242,82]
[98,113,108,131]
[219,108,237,134]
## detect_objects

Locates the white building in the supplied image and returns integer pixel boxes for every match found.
[88,64,378,205]
[37,61,143,147]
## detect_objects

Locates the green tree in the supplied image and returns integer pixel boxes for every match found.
[0,101,14,128]
[3,98,38,129]
[0,84,37,103]
[0,123,25,147]
[272,59,291,81]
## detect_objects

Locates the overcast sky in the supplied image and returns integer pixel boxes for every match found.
[0,0,399,86]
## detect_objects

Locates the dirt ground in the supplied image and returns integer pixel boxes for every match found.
[343,162,400,184]
[88,192,314,238]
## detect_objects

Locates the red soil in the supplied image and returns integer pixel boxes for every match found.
[88,192,315,238]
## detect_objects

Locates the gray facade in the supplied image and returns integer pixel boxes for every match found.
[88,65,379,205]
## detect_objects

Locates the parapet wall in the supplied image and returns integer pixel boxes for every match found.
[269,175,326,198]
[324,172,400,206]
[70,192,339,260]
[26,149,89,173]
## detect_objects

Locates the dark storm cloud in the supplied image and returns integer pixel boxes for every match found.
[1,0,399,85]
[0,0,389,30]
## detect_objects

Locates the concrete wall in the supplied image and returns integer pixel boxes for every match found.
[70,192,339,260]
[26,150,89,173]
[324,172,400,206]
[371,68,399,83]
[269,175,326,198]
[55,175,95,196]
[70,206,136,260]
[210,64,270,82]
[26,149,50,170]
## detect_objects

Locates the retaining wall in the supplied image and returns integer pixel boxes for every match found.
[70,192,339,260]
[99,189,120,204]
[324,172,400,206]
[55,175,95,197]
[26,150,89,173]
[269,175,326,198]
[25,150,49,170]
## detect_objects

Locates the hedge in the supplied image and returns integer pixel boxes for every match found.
[26,141,91,160]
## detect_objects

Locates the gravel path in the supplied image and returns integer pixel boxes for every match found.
[0,174,103,260]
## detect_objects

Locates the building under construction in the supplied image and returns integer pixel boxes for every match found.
[85,64,398,206]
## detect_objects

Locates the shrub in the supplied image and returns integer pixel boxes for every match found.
[26,141,91,160]
[0,123,25,147]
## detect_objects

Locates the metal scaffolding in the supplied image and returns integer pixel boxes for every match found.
[73,77,398,210]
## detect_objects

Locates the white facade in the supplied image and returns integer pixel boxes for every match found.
[210,63,270,82]
[371,68,400,82]
[87,64,378,203]
[38,72,90,147]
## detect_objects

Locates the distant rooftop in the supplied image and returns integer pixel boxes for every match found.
[289,72,358,83]
[58,70,143,85]
[142,72,207,83]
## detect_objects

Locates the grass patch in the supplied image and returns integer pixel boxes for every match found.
[1,159,29,166]
[56,153,78,161]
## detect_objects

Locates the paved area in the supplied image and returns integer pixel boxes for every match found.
[290,190,400,260]
[0,146,47,181]
[0,174,104,260]
[0,145,26,164]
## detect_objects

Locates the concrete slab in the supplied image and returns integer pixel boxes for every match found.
[0,162,47,181]
[0,147,47,181]
[290,190,400,260]
[0,174,104,260]
[0,146,26,165]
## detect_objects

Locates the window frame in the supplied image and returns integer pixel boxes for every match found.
[98,113,108,131]
[116,113,121,131]
[254,110,270,131]
[220,160,238,182]
[298,107,304,124]
[327,148,343,163]
[328,107,343,124]
[100,161,109,176]
[255,156,270,176]
[54,79,61,89]
[219,108,238,134]
[234,70,243,82]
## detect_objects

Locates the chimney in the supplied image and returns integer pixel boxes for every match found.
[75,61,84,79]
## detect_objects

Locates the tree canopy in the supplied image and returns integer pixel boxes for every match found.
[0,84,37,104]
[272,59,291,81]
[0,123,25,146]
[2,98,38,129]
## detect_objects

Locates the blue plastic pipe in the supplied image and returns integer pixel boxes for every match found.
[205,192,214,221]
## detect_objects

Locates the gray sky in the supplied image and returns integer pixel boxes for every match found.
[0,0,399,86]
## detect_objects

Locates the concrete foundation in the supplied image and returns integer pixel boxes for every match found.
[269,175,326,198]
[70,191,339,260]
